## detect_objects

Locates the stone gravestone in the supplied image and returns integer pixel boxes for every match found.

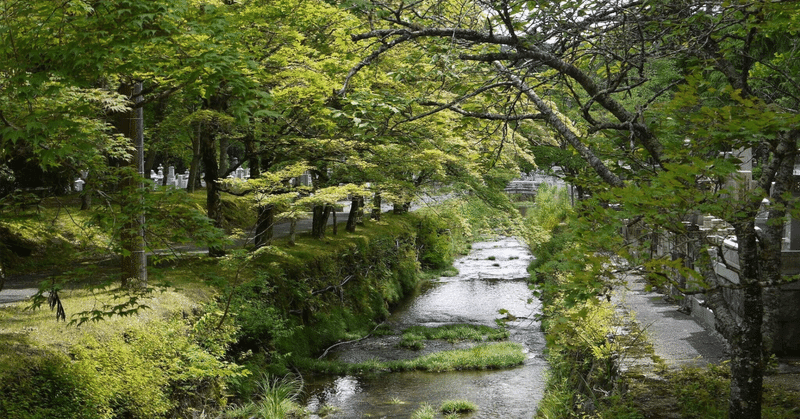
[167,166,176,188]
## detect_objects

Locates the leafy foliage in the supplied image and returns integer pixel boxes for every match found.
[0,311,246,419]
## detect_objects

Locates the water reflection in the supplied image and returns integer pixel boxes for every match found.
[304,237,547,418]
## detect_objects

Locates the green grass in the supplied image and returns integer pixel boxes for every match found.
[440,399,478,414]
[389,342,524,372]
[398,324,509,350]
[399,332,427,350]
[0,280,214,348]
[411,403,436,419]
[220,375,305,419]
[295,342,525,375]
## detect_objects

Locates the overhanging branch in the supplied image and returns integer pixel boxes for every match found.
[493,61,625,188]
[418,100,544,121]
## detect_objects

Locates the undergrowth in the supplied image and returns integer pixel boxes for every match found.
[527,186,646,418]
[0,193,518,418]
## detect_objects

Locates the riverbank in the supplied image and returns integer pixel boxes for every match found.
[0,195,522,418]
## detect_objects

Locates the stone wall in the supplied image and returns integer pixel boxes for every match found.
[623,217,800,356]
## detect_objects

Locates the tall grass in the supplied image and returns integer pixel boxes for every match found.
[440,399,478,414]
[294,342,525,375]
[523,184,572,251]
[411,403,437,419]
[222,375,304,419]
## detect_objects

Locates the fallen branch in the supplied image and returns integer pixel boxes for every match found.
[317,322,386,360]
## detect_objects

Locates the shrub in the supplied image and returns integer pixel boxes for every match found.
[0,348,108,419]
[0,313,247,419]
[67,317,246,418]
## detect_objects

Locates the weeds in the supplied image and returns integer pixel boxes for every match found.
[389,342,525,372]
[411,403,436,419]
[296,342,525,374]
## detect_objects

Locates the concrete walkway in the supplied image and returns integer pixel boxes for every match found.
[613,274,728,373]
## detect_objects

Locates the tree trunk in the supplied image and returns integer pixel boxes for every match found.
[115,81,147,288]
[219,136,229,177]
[80,173,93,211]
[721,222,764,419]
[143,96,168,180]
[255,204,274,248]
[288,218,297,246]
[0,258,5,294]
[393,201,410,214]
[728,282,764,419]
[143,146,157,179]
[311,204,331,239]
[201,128,225,257]
[371,192,381,221]
[346,197,361,232]
[332,206,338,235]
[356,196,365,225]
[245,135,260,179]
[760,136,796,354]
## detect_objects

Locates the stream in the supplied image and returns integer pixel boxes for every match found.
[303,237,548,418]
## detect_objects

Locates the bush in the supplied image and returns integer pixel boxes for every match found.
[69,317,246,418]
[0,312,246,419]
[0,348,108,419]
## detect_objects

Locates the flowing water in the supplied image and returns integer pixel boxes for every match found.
[304,237,548,418]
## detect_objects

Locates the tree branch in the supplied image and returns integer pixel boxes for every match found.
[0,109,19,130]
[417,100,544,121]
[493,61,625,188]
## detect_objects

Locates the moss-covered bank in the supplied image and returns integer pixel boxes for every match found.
[0,196,518,418]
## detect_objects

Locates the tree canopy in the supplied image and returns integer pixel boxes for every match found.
[337,0,800,418]
[3,0,799,417]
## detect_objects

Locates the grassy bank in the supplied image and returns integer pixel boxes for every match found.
[0,193,518,418]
